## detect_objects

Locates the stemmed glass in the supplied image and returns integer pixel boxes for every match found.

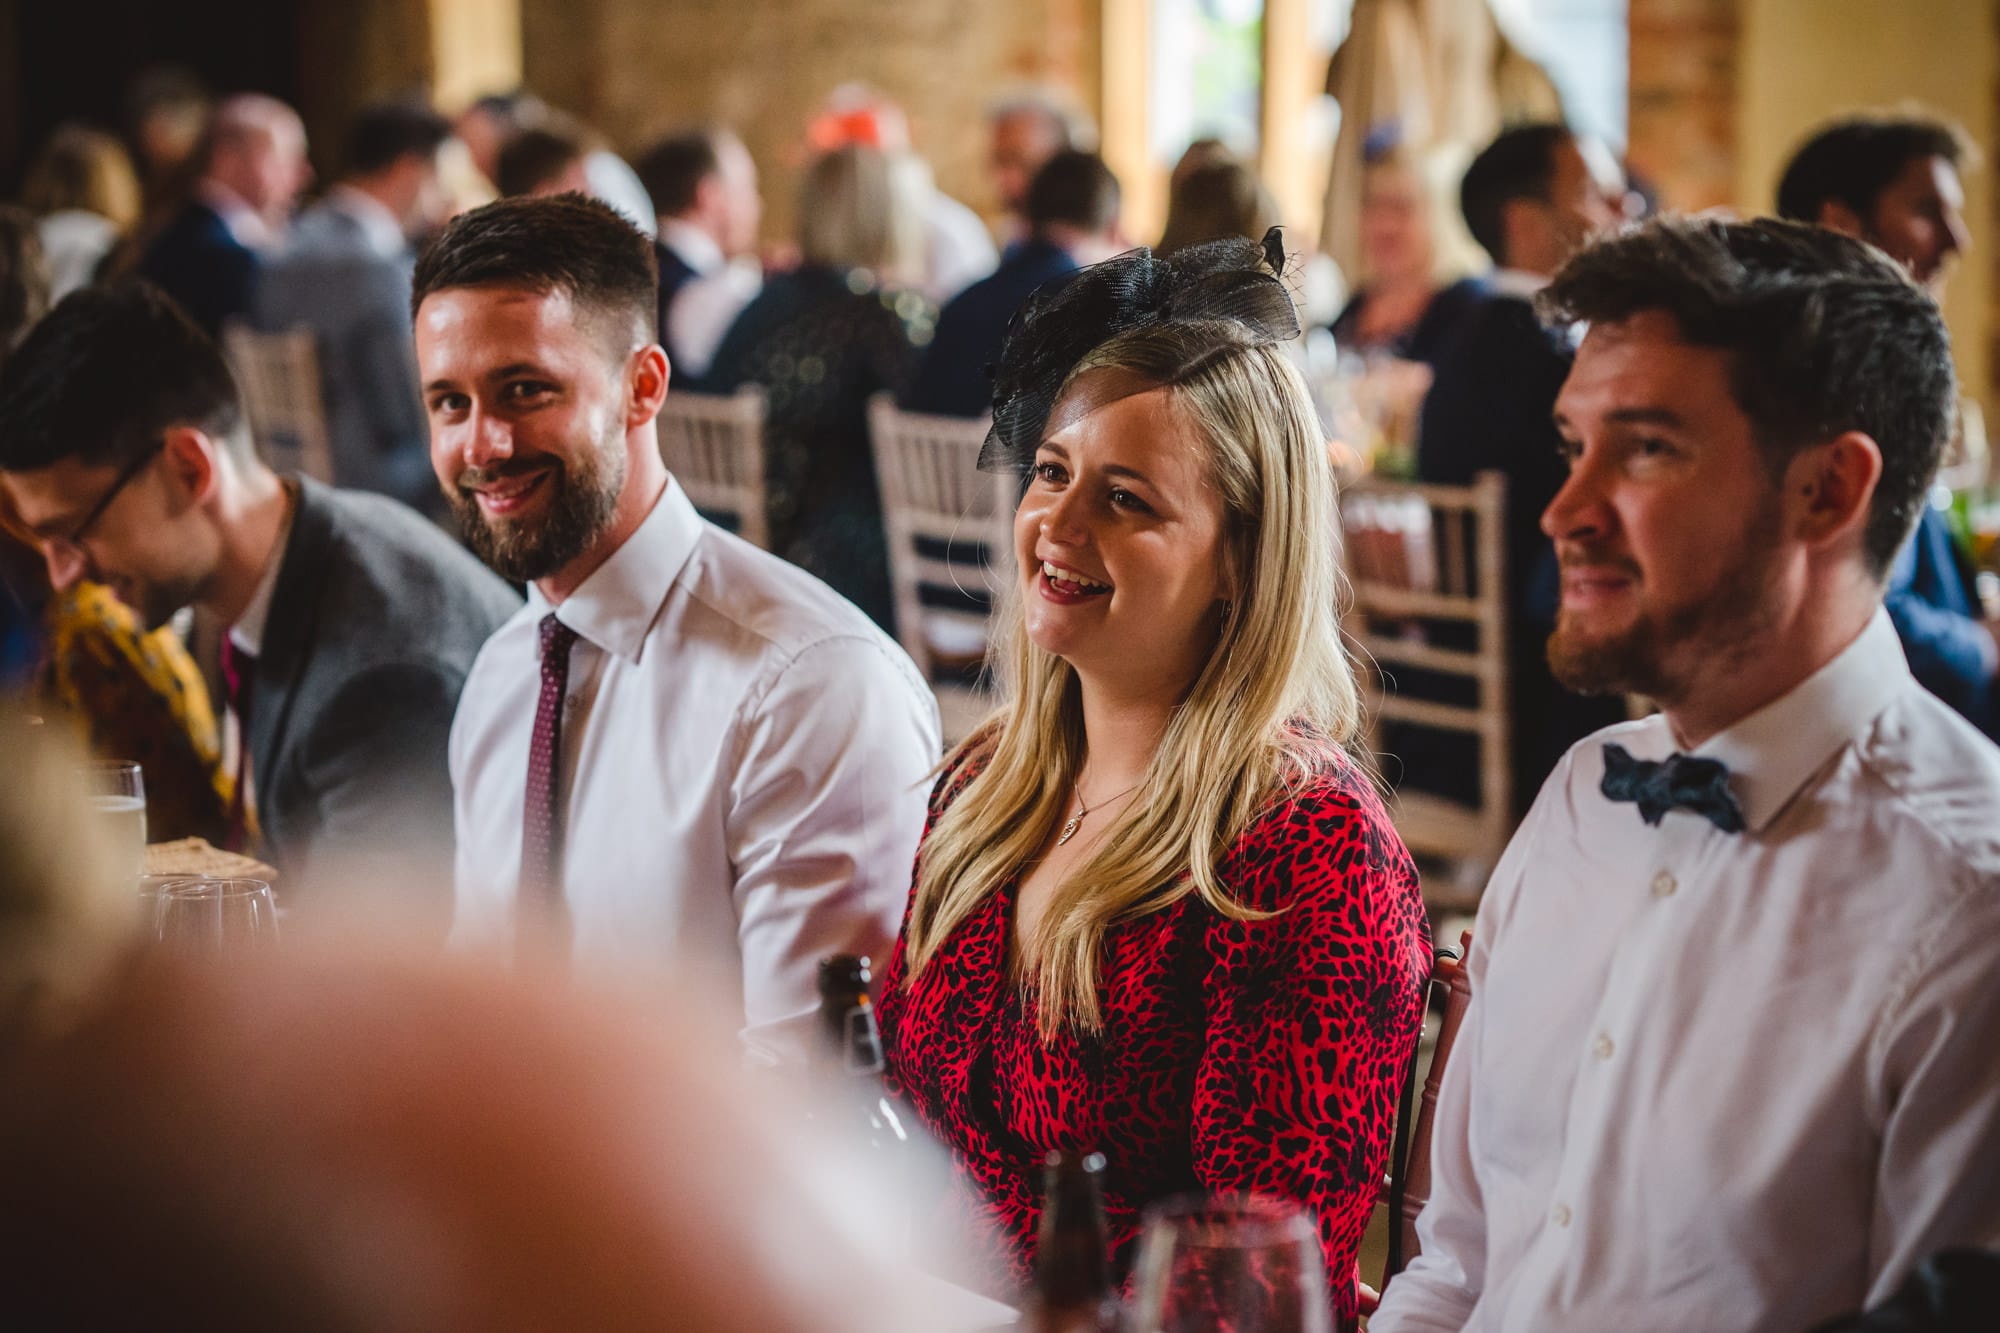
[1126,1194,1331,1333]
[153,877,280,957]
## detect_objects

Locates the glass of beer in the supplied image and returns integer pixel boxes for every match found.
[81,760,147,887]
[154,877,279,958]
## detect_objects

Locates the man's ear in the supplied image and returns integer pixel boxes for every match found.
[1785,429,1883,553]
[1814,199,1868,242]
[159,426,222,508]
[626,343,671,427]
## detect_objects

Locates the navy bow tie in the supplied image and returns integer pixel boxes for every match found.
[1600,743,1746,833]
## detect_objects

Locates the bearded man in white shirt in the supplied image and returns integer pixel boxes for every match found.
[414,194,941,1054]
[1371,216,2000,1332]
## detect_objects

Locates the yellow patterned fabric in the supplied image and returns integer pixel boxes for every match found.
[42,582,233,844]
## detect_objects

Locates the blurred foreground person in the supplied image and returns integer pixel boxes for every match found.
[0,715,965,1333]
[256,98,456,513]
[0,283,517,896]
[417,196,938,1052]
[880,233,1430,1329]
[1777,112,1993,739]
[136,93,311,337]
[704,144,935,633]
[1371,218,2000,1332]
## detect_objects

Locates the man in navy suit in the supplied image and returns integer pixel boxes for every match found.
[904,150,1122,418]
[138,94,311,338]
[1777,114,1993,739]
[634,128,763,378]
[1411,124,1628,810]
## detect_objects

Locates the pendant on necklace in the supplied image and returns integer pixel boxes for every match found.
[1056,813,1082,847]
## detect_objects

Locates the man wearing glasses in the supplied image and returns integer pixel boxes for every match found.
[0,281,519,913]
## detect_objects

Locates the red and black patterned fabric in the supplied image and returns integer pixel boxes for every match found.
[878,749,1432,1331]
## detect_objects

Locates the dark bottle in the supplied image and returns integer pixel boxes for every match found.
[815,954,910,1153]
[1028,1149,1116,1333]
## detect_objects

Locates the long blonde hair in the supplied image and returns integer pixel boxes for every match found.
[901,322,1360,1037]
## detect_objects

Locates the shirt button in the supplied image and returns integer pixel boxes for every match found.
[1592,1033,1615,1061]
[1552,1203,1572,1228]
[1651,870,1677,898]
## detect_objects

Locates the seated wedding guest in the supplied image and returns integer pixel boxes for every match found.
[878,233,1431,1329]
[20,124,144,301]
[496,122,591,199]
[704,144,935,634]
[137,93,312,337]
[633,127,764,377]
[459,90,656,238]
[986,89,1085,240]
[417,196,939,1051]
[1776,113,1992,738]
[1413,123,1627,810]
[1327,139,1483,367]
[905,149,1122,418]
[1371,217,2000,1333]
[122,65,211,216]
[1156,158,1278,256]
[0,719,960,1333]
[255,98,455,514]
[0,283,518,892]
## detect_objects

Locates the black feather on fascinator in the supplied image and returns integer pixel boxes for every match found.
[979,226,1301,475]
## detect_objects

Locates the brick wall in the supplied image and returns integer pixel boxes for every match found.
[1627,0,1740,214]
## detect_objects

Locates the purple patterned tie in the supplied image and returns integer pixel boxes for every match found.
[520,614,580,942]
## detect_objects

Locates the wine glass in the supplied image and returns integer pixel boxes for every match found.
[80,760,147,886]
[154,877,280,957]
[1126,1194,1331,1333]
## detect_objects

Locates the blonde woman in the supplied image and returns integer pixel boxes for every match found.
[877,232,1431,1330]
[20,125,143,301]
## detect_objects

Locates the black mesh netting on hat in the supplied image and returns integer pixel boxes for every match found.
[977,226,1303,476]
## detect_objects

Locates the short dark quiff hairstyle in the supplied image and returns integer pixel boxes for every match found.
[1460,122,1572,264]
[412,193,659,343]
[0,280,246,473]
[635,130,723,218]
[1540,215,1956,579]
[1776,114,1971,223]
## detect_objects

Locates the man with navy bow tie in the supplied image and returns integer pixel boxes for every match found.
[1372,217,2000,1332]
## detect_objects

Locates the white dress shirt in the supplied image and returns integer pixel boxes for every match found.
[1373,610,2000,1333]
[658,219,763,381]
[450,479,941,1049]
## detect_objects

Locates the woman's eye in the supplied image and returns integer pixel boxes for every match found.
[1110,488,1148,512]
[1034,462,1066,484]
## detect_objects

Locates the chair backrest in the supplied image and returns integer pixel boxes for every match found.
[1341,470,1511,869]
[221,322,334,483]
[1382,928,1474,1291]
[866,393,1014,680]
[657,387,769,548]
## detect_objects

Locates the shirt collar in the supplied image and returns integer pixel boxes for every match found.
[1487,267,1549,301]
[1691,609,1909,833]
[325,184,409,258]
[228,485,298,657]
[527,477,701,663]
[197,179,276,252]
[658,218,724,277]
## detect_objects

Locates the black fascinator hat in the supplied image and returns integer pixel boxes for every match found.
[980,226,1301,475]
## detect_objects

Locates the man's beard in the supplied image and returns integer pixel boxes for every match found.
[448,441,626,585]
[1546,517,1784,702]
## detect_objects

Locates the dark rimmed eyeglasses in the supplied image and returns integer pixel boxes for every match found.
[55,442,164,552]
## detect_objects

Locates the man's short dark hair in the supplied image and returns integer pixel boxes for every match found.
[1540,215,1956,579]
[412,194,659,344]
[1026,150,1120,234]
[495,125,585,198]
[1776,114,1970,224]
[0,281,245,473]
[1460,123,1573,265]
[347,98,453,178]
[635,130,723,219]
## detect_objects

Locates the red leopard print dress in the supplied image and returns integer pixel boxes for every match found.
[877,748,1431,1332]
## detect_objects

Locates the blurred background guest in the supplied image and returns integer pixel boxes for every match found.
[906,149,1122,418]
[496,120,592,199]
[135,93,312,337]
[19,125,144,301]
[254,98,455,515]
[459,88,656,237]
[703,143,934,634]
[1327,137,1483,367]
[455,90,545,193]
[120,65,212,219]
[880,240,1428,1328]
[1775,113,1993,739]
[1156,156,1279,256]
[984,88,1086,244]
[634,126,765,378]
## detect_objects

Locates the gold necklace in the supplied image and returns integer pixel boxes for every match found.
[1055,777,1143,847]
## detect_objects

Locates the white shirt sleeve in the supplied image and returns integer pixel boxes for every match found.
[668,261,762,380]
[724,634,942,1055]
